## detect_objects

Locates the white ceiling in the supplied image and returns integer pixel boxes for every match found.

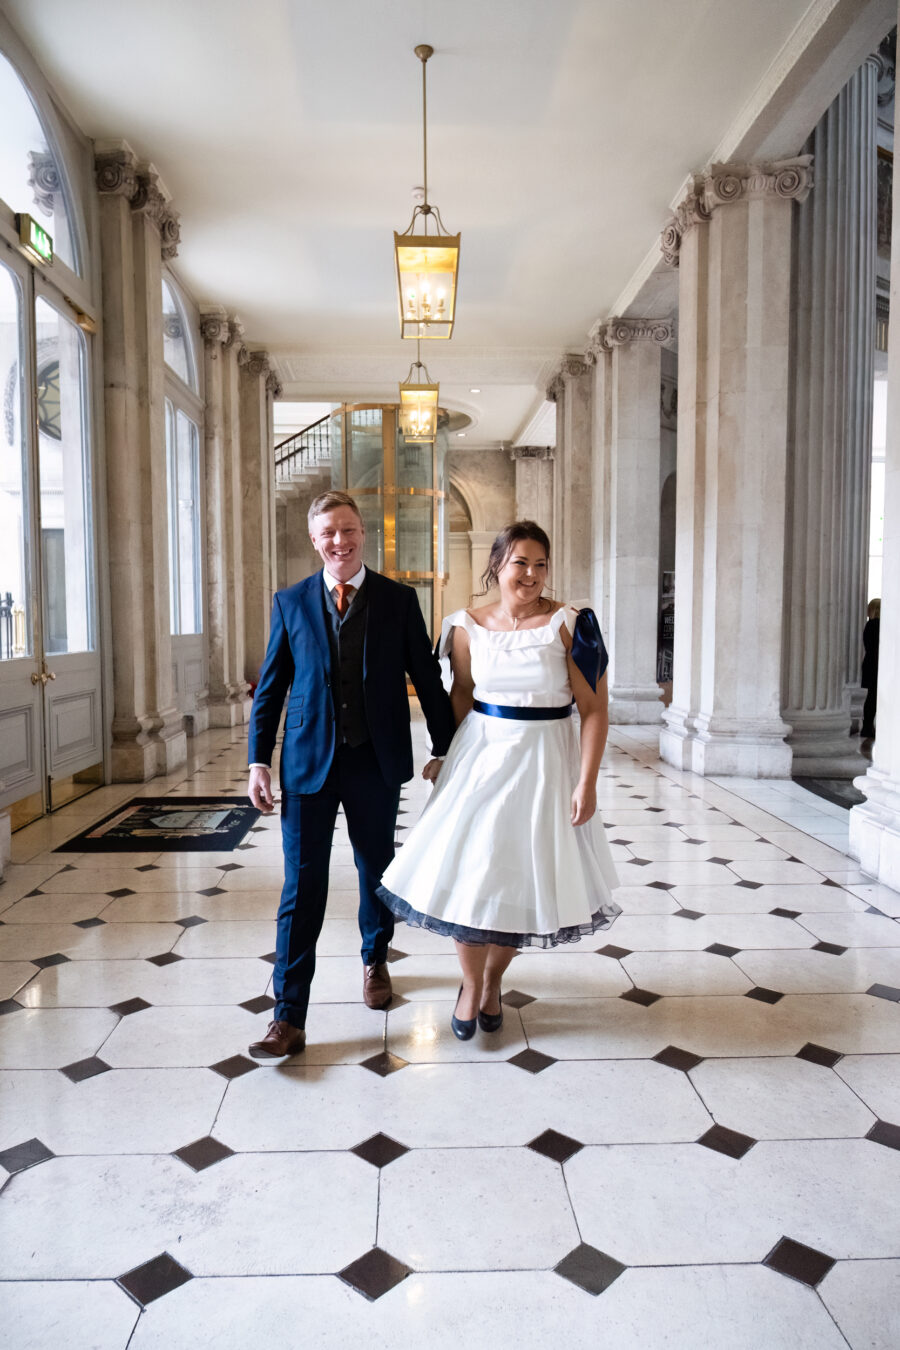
[3,0,842,445]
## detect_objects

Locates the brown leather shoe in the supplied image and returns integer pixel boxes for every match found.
[248,1020,306,1059]
[363,962,392,1010]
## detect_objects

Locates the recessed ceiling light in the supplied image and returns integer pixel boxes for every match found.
[456,431,466,437]
[469,387,481,393]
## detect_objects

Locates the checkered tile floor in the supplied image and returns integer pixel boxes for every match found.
[1,718,899,1348]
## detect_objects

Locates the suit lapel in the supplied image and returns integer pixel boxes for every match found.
[297,573,330,665]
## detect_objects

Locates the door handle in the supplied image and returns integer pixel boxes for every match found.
[31,671,44,685]
[45,668,56,681]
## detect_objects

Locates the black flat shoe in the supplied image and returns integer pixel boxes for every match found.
[478,989,503,1034]
[451,985,477,1041]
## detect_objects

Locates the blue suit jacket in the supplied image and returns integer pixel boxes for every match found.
[248,569,455,794]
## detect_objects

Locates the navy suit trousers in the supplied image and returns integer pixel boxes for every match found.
[274,741,401,1028]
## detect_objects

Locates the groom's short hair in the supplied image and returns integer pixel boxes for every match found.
[308,490,363,529]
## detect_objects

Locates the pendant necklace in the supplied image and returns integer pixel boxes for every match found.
[500,595,547,630]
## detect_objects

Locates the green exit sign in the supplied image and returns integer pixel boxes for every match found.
[16,213,53,264]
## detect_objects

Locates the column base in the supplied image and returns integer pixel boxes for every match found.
[666,713,791,778]
[849,767,900,888]
[609,685,663,725]
[207,692,252,728]
[659,706,695,771]
[109,738,158,783]
[786,709,868,779]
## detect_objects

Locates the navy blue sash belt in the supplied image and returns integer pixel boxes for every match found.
[473,699,572,721]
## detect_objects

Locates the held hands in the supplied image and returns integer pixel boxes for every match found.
[571,779,597,827]
[422,758,443,783]
[248,765,276,814]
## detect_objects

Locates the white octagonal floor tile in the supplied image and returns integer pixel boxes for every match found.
[691,1056,876,1139]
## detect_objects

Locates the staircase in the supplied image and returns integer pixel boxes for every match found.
[274,415,334,587]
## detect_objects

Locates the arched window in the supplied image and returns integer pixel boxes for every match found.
[0,50,78,274]
[162,276,202,637]
[162,277,197,391]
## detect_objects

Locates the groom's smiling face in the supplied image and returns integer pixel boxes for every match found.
[310,505,365,581]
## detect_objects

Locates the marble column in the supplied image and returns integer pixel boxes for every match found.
[546,358,593,603]
[510,446,554,531]
[199,307,249,726]
[783,60,877,776]
[95,143,186,780]
[850,30,900,887]
[468,531,496,602]
[659,158,813,777]
[240,351,280,685]
[588,318,672,723]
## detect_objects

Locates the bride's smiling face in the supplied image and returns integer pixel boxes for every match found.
[497,539,549,608]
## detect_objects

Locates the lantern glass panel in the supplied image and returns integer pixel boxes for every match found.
[395,233,459,339]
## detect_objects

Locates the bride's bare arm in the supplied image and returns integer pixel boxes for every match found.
[449,624,475,726]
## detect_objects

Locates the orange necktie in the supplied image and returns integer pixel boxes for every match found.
[334,582,353,617]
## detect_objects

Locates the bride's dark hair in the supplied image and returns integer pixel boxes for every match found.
[478,520,551,595]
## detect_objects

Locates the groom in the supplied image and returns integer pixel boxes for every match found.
[246,490,454,1057]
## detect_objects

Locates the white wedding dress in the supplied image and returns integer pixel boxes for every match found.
[379,606,621,947]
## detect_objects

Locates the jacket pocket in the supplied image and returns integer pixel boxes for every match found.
[284,710,304,730]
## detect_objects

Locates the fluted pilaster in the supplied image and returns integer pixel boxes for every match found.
[783,60,877,776]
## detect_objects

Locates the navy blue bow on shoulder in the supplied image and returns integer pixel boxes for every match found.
[571,608,609,689]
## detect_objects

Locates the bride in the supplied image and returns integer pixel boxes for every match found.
[378,520,621,1039]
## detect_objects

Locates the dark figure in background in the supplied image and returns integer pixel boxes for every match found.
[861,597,881,742]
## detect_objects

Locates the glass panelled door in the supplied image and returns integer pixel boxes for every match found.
[0,245,102,823]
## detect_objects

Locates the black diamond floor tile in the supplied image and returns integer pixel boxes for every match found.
[770,906,800,919]
[260,951,277,965]
[867,983,900,1002]
[811,941,847,956]
[109,997,152,1017]
[626,857,652,866]
[135,864,160,872]
[360,1052,408,1077]
[239,995,276,1015]
[796,1043,843,1068]
[596,945,632,960]
[350,1133,410,1168]
[867,1119,900,1151]
[73,917,106,929]
[508,1048,557,1074]
[106,888,135,898]
[338,1247,411,1301]
[33,953,70,969]
[386,948,408,963]
[698,1123,756,1159]
[173,1136,235,1171]
[646,807,664,813]
[745,986,784,1004]
[707,856,733,865]
[609,838,632,846]
[736,880,763,890]
[209,1055,258,1080]
[176,915,208,929]
[220,863,243,872]
[0,1137,55,1174]
[501,989,536,1008]
[763,1236,835,1287]
[674,908,704,920]
[146,952,183,967]
[705,943,741,957]
[647,880,675,891]
[196,886,225,897]
[527,1128,584,1164]
[653,1045,704,1073]
[619,987,661,1007]
[24,888,44,897]
[0,999,23,1016]
[554,1242,627,1296]
[118,1252,194,1306]
[821,878,843,888]
[59,1056,112,1083]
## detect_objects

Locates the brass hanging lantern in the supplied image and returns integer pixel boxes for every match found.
[394,44,460,340]
[399,340,439,442]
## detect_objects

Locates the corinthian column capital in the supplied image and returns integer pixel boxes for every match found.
[246,350,272,380]
[509,445,554,461]
[588,317,674,357]
[199,305,231,347]
[661,157,813,266]
[95,141,140,199]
